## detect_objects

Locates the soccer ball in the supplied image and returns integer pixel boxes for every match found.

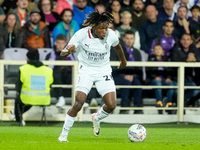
[127,124,147,142]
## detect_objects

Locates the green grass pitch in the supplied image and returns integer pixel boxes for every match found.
[0,122,200,150]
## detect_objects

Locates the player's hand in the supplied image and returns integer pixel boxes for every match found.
[118,60,127,69]
[60,44,75,57]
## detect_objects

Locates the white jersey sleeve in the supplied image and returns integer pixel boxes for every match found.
[68,28,86,48]
[108,29,119,47]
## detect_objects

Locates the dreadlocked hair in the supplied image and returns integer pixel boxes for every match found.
[82,11,113,27]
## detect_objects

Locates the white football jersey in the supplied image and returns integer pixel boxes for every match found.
[68,27,119,72]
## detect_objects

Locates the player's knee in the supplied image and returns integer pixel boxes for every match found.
[107,102,116,111]
[72,100,84,112]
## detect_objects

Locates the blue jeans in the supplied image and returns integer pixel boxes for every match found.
[150,78,175,103]
[114,76,142,107]
[174,80,199,101]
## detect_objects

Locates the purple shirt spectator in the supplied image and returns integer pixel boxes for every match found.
[150,34,177,57]
[124,44,135,61]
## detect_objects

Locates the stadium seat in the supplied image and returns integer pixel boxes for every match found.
[3,48,28,61]
[3,48,28,86]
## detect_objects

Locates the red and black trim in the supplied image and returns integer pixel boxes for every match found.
[88,28,92,39]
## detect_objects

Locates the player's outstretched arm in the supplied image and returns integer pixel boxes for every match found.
[60,44,76,57]
[113,44,127,69]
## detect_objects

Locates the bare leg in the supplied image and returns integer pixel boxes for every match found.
[68,91,87,117]
[93,92,116,121]
[92,92,116,136]
[102,92,116,113]
[58,91,87,141]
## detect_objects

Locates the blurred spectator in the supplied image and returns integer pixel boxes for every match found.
[171,33,199,105]
[94,4,106,13]
[172,33,200,62]
[192,31,200,50]
[111,30,143,114]
[157,0,177,22]
[131,0,147,31]
[46,35,74,107]
[104,0,114,10]
[173,6,190,39]
[110,0,121,28]
[27,0,39,12]
[173,0,193,17]
[73,0,94,28]
[190,4,200,50]
[38,0,61,33]
[88,0,111,10]
[0,13,23,59]
[1,0,16,14]
[22,8,51,51]
[196,0,200,6]
[189,5,200,38]
[0,0,5,24]
[115,11,141,49]
[55,0,76,15]
[88,0,101,8]
[139,5,163,53]
[120,0,132,12]
[193,0,199,5]
[191,38,200,106]
[150,20,178,59]
[52,9,80,44]
[189,3,200,105]
[14,49,53,126]
[145,0,163,10]
[13,0,29,27]
[146,44,175,113]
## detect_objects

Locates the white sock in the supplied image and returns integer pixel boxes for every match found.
[94,106,109,121]
[61,114,76,136]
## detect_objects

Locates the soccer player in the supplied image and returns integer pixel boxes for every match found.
[58,11,127,142]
